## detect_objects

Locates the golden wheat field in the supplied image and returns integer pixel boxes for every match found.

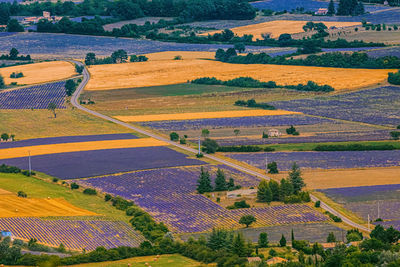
[85,59,392,91]
[0,138,168,159]
[0,195,96,217]
[201,20,361,39]
[144,51,216,61]
[0,61,77,86]
[115,109,300,122]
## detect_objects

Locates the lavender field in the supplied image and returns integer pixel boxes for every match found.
[226,150,400,171]
[0,147,205,179]
[0,133,137,149]
[75,166,327,233]
[0,81,66,109]
[367,47,400,58]
[140,115,334,131]
[0,217,145,251]
[213,130,392,146]
[271,86,400,127]
[0,33,275,58]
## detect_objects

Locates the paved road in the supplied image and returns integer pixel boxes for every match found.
[70,61,371,233]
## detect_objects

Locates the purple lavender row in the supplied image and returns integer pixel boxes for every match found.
[226,150,400,171]
[271,86,400,127]
[139,115,333,131]
[0,81,67,110]
[0,147,206,179]
[319,184,400,199]
[0,133,138,149]
[0,217,145,251]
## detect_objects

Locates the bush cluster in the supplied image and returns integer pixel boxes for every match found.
[314,143,396,151]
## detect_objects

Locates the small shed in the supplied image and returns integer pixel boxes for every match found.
[315,8,328,15]
[267,129,281,137]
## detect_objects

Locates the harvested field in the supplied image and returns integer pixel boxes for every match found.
[115,110,300,122]
[274,167,400,190]
[201,20,361,39]
[0,138,167,160]
[85,59,392,91]
[0,61,76,86]
[0,195,96,217]
[0,147,205,179]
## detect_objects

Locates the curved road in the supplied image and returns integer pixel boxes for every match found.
[70,61,370,233]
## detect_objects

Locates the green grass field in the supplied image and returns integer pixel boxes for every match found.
[0,107,136,140]
[70,254,204,267]
[0,172,130,222]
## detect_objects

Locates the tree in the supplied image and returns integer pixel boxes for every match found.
[258,232,268,248]
[239,215,256,228]
[278,33,292,46]
[279,234,287,247]
[267,161,279,174]
[291,229,295,243]
[85,52,96,65]
[0,74,5,89]
[288,162,305,194]
[227,177,235,190]
[1,133,9,141]
[47,102,57,118]
[327,232,336,242]
[279,178,293,200]
[257,180,272,204]
[9,48,19,60]
[214,168,227,191]
[0,3,10,25]
[202,138,219,154]
[234,42,246,53]
[346,229,363,242]
[233,129,240,137]
[7,19,23,32]
[328,0,335,16]
[201,128,210,138]
[232,233,247,257]
[65,79,77,96]
[169,132,179,141]
[111,49,128,63]
[207,228,231,250]
[196,167,213,194]
[269,180,280,201]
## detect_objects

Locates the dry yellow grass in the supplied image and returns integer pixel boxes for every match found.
[201,20,361,39]
[0,188,12,195]
[274,167,400,190]
[0,138,168,159]
[0,195,96,217]
[115,109,300,122]
[85,59,393,91]
[0,61,76,86]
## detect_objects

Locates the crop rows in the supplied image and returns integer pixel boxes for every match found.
[0,217,145,251]
[213,130,392,146]
[139,115,333,131]
[367,47,400,58]
[75,166,327,233]
[0,146,205,179]
[0,133,138,149]
[374,220,400,231]
[226,150,400,171]
[271,86,400,127]
[0,81,66,109]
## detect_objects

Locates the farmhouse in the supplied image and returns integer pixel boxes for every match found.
[315,8,328,15]
[268,129,281,137]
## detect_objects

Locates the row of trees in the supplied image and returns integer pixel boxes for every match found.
[0,48,31,61]
[197,167,239,193]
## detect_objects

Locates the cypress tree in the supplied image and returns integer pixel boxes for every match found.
[291,229,295,243]
[279,178,293,201]
[232,233,247,257]
[257,180,272,203]
[0,75,5,89]
[327,0,335,15]
[214,168,227,191]
[197,167,213,194]
[269,180,280,201]
[288,163,305,194]
[258,232,269,248]
[280,234,287,247]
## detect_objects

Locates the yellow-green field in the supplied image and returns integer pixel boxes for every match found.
[0,61,77,86]
[71,254,205,267]
[0,195,96,217]
[200,20,361,39]
[0,138,167,159]
[0,108,132,140]
[85,58,392,91]
[114,109,300,122]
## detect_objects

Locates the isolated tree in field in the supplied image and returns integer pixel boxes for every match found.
[291,229,295,243]
[85,52,96,65]
[169,132,179,141]
[197,167,213,194]
[267,161,279,174]
[0,74,5,89]
[257,180,272,203]
[233,129,240,137]
[9,48,19,60]
[201,129,210,138]
[239,215,256,228]
[258,232,268,248]
[327,0,335,15]
[214,168,227,191]
[279,234,287,247]
[1,133,9,141]
[65,79,77,96]
[111,49,128,63]
[288,162,305,194]
[47,102,57,118]
[327,232,336,242]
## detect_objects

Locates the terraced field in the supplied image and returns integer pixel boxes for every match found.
[0,61,76,86]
